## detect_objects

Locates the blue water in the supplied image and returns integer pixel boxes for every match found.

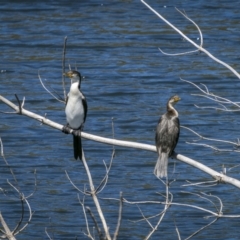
[1,0,240,239]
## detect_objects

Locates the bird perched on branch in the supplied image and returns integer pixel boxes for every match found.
[154,95,180,178]
[63,70,87,160]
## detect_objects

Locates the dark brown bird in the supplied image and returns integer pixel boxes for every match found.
[154,95,180,178]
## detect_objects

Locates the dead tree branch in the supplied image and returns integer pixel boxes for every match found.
[0,139,35,239]
[113,192,123,240]
[1,94,240,188]
[141,0,240,79]
[78,150,111,240]
[62,36,68,102]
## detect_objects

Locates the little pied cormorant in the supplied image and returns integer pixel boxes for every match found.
[63,70,87,160]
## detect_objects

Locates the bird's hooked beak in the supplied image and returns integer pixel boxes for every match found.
[63,71,85,81]
[63,72,73,78]
[168,95,181,105]
[174,96,181,102]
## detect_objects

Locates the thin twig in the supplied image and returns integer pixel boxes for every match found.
[14,197,34,235]
[86,206,103,240]
[45,227,53,240]
[181,78,240,111]
[0,138,19,192]
[95,149,115,194]
[25,169,38,199]
[62,36,68,102]
[158,48,199,56]
[182,180,218,187]
[11,193,25,234]
[95,118,116,193]
[185,217,218,240]
[14,94,23,114]
[113,192,123,240]
[145,181,172,240]
[65,170,89,195]
[81,149,111,240]
[122,198,240,218]
[38,71,65,103]
[181,192,220,214]
[158,7,203,57]
[181,125,240,147]
[181,78,240,107]
[78,194,94,240]
[137,204,154,229]
[174,218,181,240]
[175,7,203,47]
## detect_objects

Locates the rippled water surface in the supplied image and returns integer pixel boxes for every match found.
[1,0,240,239]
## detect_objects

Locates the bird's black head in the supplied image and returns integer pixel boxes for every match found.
[64,70,82,84]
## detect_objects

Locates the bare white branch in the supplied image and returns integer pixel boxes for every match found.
[13,196,34,235]
[181,192,221,214]
[113,192,123,240]
[145,183,172,240]
[65,170,88,195]
[123,196,240,218]
[0,212,16,240]
[25,169,37,199]
[137,204,154,229]
[141,0,240,79]
[86,206,103,240]
[62,36,68,102]
[38,71,65,104]
[1,94,240,189]
[158,47,199,56]
[185,217,218,240]
[86,207,104,240]
[182,180,219,187]
[181,125,240,147]
[81,150,111,240]
[95,149,115,194]
[181,78,240,111]
[78,194,94,240]
[174,221,181,240]
[186,142,240,153]
[45,227,53,240]
[175,7,203,47]
[158,7,203,57]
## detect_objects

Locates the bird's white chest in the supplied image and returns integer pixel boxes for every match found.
[65,82,85,129]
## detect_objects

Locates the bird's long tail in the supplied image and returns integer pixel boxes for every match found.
[154,152,168,178]
[73,135,82,160]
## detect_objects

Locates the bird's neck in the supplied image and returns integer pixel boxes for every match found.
[167,102,178,117]
[70,81,81,94]
[71,79,81,89]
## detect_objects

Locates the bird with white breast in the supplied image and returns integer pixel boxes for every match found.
[63,70,87,160]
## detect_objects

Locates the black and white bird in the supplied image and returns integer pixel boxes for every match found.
[63,70,87,160]
[154,95,180,178]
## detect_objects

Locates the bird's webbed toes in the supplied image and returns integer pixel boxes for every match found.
[62,125,71,134]
[72,129,81,137]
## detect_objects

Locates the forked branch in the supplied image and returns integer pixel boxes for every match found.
[181,78,240,111]
[0,139,34,239]
[141,0,240,79]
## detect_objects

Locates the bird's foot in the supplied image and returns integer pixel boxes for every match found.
[72,129,81,137]
[62,125,71,134]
